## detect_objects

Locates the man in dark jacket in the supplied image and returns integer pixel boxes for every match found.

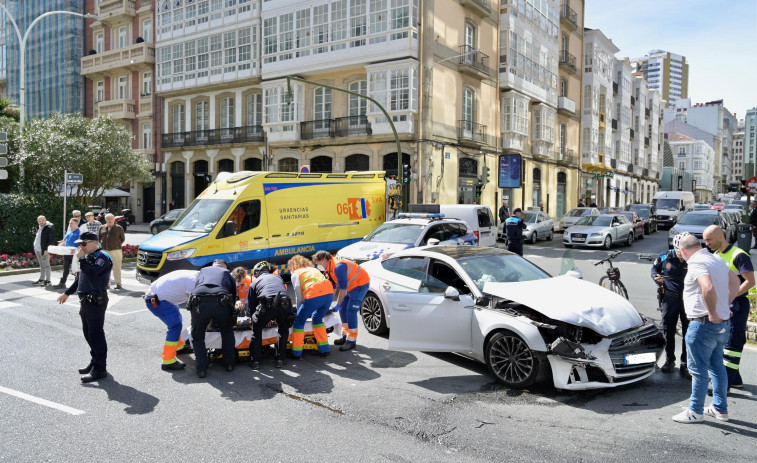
[33,215,57,286]
[651,243,689,377]
[505,208,527,256]
[750,200,757,249]
[247,261,292,370]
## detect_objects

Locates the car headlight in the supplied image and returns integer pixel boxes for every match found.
[166,248,196,260]
[668,228,678,237]
[590,232,603,237]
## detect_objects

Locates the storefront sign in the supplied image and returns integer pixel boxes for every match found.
[498,154,522,188]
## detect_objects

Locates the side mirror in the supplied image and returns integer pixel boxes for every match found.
[427,238,440,246]
[444,286,460,301]
[223,220,236,237]
[475,296,490,306]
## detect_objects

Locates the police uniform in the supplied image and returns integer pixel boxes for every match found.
[247,271,292,368]
[190,264,237,377]
[63,231,112,382]
[505,214,527,256]
[715,244,754,388]
[145,270,198,370]
[651,249,688,373]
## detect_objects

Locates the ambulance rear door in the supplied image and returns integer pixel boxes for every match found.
[220,198,269,267]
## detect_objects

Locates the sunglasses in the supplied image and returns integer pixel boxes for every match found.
[78,241,93,246]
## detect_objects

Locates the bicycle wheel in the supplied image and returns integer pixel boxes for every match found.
[612,280,629,299]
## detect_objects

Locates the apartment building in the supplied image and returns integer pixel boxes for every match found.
[630,49,688,104]
[743,108,757,179]
[731,117,744,182]
[667,132,715,202]
[80,0,156,221]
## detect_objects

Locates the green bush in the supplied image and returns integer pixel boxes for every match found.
[0,193,87,254]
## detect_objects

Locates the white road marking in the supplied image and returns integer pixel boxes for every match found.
[0,299,20,309]
[0,385,85,416]
[108,309,148,316]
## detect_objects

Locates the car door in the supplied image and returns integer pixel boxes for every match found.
[387,257,475,352]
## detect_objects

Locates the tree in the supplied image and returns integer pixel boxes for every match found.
[13,112,151,202]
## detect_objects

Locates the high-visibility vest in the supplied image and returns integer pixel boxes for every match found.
[327,258,370,292]
[717,244,751,298]
[293,267,333,299]
[236,274,252,301]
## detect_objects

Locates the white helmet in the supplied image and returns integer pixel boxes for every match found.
[672,231,692,250]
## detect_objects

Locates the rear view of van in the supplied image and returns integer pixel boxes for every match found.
[408,204,496,247]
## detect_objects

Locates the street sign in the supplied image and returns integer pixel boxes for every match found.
[0,170,7,180]
[746,176,757,195]
[0,157,6,167]
[67,173,83,184]
[0,131,6,141]
[0,144,6,155]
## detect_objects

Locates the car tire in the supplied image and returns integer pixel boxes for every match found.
[625,233,633,247]
[547,230,553,241]
[639,230,644,239]
[644,224,649,235]
[485,331,540,388]
[360,293,388,336]
[151,226,159,235]
[530,232,538,244]
[603,236,612,250]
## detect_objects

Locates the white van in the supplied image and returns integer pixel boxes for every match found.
[652,191,695,229]
[408,204,497,247]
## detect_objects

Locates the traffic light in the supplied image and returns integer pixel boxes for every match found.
[481,166,490,185]
[475,184,482,200]
[402,164,411,184]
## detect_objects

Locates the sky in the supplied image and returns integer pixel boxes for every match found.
[585,0,757,120]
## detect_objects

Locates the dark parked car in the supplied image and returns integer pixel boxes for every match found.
[667,210,729,247]
[617,211,645,240]
[625,204,657,234]
[150,208,185,234]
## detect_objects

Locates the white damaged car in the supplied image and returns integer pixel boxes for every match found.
[360,246,664,390]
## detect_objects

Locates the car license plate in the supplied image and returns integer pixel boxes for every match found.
[624,353,656,365]
[572,237,585,242]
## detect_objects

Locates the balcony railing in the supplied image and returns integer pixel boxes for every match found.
[334,116,372,137]
[559,149,575,164]
[560,3,578,29]
[81,42,155,76]
[96,0,136,25]
[95,98,135,119]
[557,96,576,115]
[559,50,577,73]
[161,126,265,148]
[459,0,491,17]
[458,45,490,78]
[457,120,486,144]
[301,119,334,140]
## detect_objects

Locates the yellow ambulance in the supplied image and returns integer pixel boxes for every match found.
[136,171,386,283]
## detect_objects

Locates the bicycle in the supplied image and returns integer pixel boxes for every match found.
[593,250,628,299]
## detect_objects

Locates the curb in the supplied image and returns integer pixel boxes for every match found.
[748,320,757,343]
[0,257,138,277]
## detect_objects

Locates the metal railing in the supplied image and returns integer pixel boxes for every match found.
[334,115,372,137]
[161,126,265,148]
[301,119,335,140]
[457,120,487,144]
[559,49,577,72]
[560,3,578,28]
[458,45,490,76]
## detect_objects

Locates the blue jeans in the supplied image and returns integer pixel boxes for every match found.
[339,283,370,345]
[685,319,731,414]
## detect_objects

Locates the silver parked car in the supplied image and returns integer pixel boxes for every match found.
[558,207,600,232]
[563,213,635,249]
[522,211,554,244]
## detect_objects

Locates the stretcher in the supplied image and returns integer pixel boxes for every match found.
[181,311,342,359]
[48,245,80,273]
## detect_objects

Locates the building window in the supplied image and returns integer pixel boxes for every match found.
[349,80,368,117]
[533,105,555,143]
[464,22,476,50]
[142,123,152,149]
[345,153,369,171]
[244,158,262,171]
[560,79,566,98]
[314,88,332,122]
[96,80,104,103]
[118,26,128,48]
[196,101,209,131]
[143,19,153,43]
[368,64,418,122]
[678,161,685,170]
[247,93,262,126]
[350,0,367,47]
[462,87,474,123]
[142,72,152,96]
[502,91,529,136]
[221,97,235,129]
[173,104,185,133]
[117,76,127,99]
[95,32,104,54]
[560,123,567,156]
[279,157,298,172]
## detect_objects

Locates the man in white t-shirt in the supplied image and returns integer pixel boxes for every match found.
[672,234,739,424]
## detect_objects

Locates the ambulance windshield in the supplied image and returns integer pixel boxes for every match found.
[171,199,234,232]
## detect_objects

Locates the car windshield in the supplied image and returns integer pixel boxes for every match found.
[457,254,551,291]
[364,223,424,244]
[522,212,539,223]
[171,199,234,232]
[677,213,718,226]
[628,205,650,217]
[566,208,590,217]
[618,212,634,220]
[576,215,612,226]
[656,199,680,210]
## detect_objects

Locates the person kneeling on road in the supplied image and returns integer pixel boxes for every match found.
[189,260,237,378]
[313,251,370,351]
[144,270,199,371]
[247,261,292,369]
[288,255,334,360]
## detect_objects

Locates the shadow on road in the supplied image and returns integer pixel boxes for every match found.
[84,376,160,415]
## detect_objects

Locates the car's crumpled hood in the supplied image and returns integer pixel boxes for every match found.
[338,241,413,261]
[482,275,642,336]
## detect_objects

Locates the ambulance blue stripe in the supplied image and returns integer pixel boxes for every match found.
[137,231,210,252]
[360,198,367,218]
[263,182,353,194]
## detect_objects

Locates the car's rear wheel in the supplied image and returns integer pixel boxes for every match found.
[530,232,538,244]
[151,225,159,235]
[485,331,540,388]
[603,236,612,249]
[547,230,553,241]
[360,293,388,336]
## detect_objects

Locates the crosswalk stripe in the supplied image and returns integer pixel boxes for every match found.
[0,299,20,309]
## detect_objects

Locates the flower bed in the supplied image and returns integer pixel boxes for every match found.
[0,244,139,271]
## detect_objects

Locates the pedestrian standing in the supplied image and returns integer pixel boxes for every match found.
[672,233,739,423]
[651,232,689,377]
[56,231,112,383]
[55,218,81,288]
[188,259,237,378]
[703,225,754,391]
[98,213,125,290]
[144,270,198,371]
[33,215,56,286]
[83,211,102,233]
[498,200,510,226]
[749,200,757,249]
[505,208,527,256]
[288,255,334,360]
[169,199,177,211]
[71,210,84,227]
[313,250,370,351]
[247,261,291,369]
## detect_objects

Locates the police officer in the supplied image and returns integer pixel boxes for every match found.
[144,270,199,371]
[189,259,237,378]
[247,261,292,370]
[505,208,527,256]
[56,231,112,383]
[652,232,690,377]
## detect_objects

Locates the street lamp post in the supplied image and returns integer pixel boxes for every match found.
[0,4,96,187]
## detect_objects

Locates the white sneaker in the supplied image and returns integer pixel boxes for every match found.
[672,407,703,423]
[704,405,729,422]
